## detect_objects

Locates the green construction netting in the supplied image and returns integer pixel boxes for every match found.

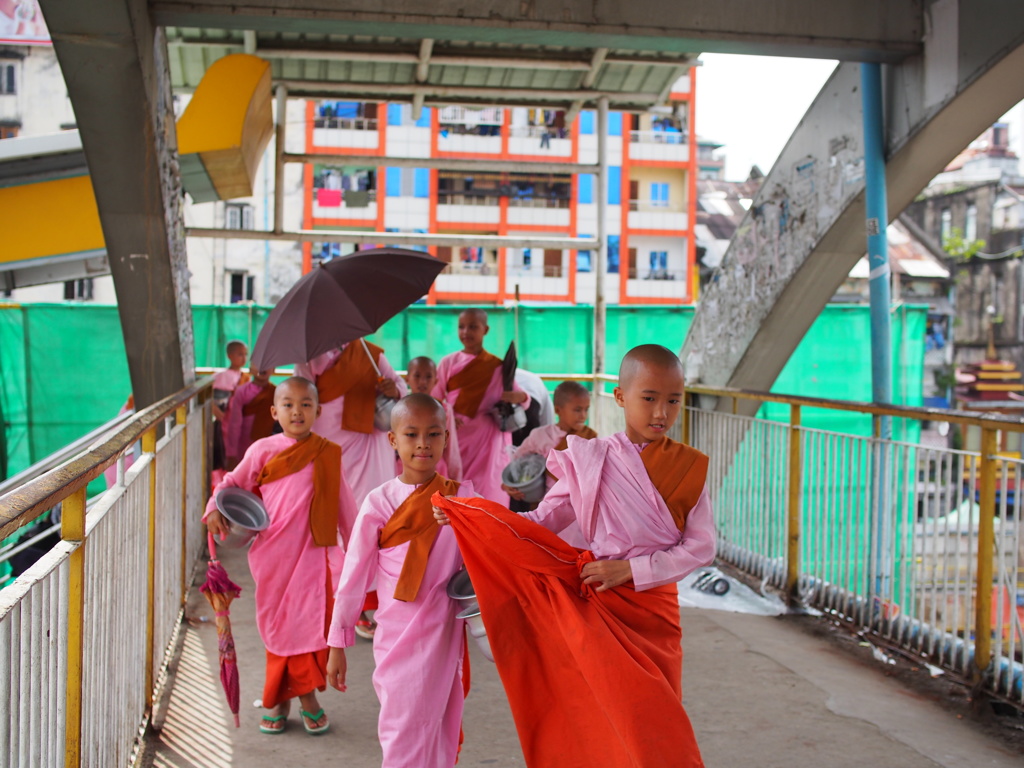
[0,302,928,483]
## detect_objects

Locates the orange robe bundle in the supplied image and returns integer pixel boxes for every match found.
[433,491,705,768]
[315,340,384,434]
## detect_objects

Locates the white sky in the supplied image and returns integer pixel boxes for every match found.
[694,53,1024,182]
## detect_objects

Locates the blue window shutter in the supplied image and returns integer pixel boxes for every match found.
[414,168,430,198]
[608,112,622,136]
[579,111,595,135]
[416,107,432,127]
[608,167,621,205]
[578,174,593,204]
[388,104,403,126]
[386,167,402,197]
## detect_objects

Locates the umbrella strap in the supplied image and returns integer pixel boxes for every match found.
[359,338,384,379]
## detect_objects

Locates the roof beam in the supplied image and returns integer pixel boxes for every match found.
[416,38,433,82]
[187,227,598,251]
[151,0,923,62]
[254,46,593,71]
[581,48,608,89]
[283,152,595,174]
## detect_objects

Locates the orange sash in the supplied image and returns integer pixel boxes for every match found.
[256,434,341,547]
[242,384,277,442]
[553,425,598,452]
[314,341,383,434]
[379,474,461,601]
[640,438,709,534]
[448,351,502,418]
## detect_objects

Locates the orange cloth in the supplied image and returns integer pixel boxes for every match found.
[242,384,277,442]
[448,351,502,418]
[433,494,704,768]
[640,438,709,534]
[314,341,384,434]
[378,474,461,601]
[552,425,598,452]
[256,435,342,547]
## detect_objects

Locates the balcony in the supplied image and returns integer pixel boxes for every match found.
[627,200,688,231]
[507,196,571,227]
[311,188,378,221]
[311,117,380,150]
[507,125,573,157]
[436,193,502,225]
[437,106,503,155]
[628,129,688,162]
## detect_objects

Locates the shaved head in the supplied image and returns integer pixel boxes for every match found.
[459,308,488,324]
[391,393,446,430]
[407,356,436,371]
[275,375,318,403]
[619,345,684,389]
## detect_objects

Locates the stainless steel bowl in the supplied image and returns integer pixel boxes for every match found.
[214,487,271,548]
[446,570,495,662]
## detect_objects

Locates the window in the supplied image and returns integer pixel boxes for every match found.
[648,251,669,278]
[225,203,255,230]
[0,63,16,95]
[940,208,952,243]
[63,278,93,301]
[965,204,978,242]
[228,272,255,304]
[650,183,670,207]
[607,236,620,274]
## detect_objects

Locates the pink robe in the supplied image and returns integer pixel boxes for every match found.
[329,477,472,767]
[224,381,271,461]
[432,351,529,503]
[204,433,359,655]
[523,432,717,590]
[296,345,408,506]
[513,423,572,493]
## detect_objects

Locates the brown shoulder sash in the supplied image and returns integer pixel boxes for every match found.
[379,474,461,602]
[448,351,502,418]
[553,425,598,452]
[242,384,277,442]
[256,434,342,546]
[314,341,383,434]
[640,438,708,534]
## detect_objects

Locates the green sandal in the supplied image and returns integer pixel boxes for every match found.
[259,714,287,734]
[301,708,330,735]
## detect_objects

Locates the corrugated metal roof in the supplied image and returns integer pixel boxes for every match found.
[165,27,693,111]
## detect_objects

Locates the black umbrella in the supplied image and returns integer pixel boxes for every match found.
[501,341,518,391]
[251,247,445,370]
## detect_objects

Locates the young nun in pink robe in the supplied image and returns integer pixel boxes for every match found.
[224,367,276,466]
[431,309,528,503]
[295,339,407,506]
[328,394,472,766]
[404,356,462,481]
[205,377,359,735]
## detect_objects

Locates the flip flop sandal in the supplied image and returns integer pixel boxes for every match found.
[259,714,287,734]
[301,708,330,735]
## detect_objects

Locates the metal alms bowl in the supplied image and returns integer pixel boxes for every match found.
[214,487,271,548]
[446,570,494,662]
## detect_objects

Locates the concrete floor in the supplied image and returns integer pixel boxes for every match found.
[139,545,1023,767]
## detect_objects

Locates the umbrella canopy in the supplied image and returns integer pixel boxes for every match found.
[200,534,243,727]
[501,341,518,392]
[251,247,446,370]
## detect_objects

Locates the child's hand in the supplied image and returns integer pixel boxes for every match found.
[326,647,347,692]
[581,559,633,592]
[500,391,528,405]
[433,505,451,526]
[501,483,526,501]
[205,508,229,539]
[378,378,400,399]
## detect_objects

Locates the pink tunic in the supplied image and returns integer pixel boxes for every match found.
[296,345,408,506]
[224,381,271,461]
[522,432,717,590]
[204,434,360,655]
[329,477,471,768]
[432,351,528,503]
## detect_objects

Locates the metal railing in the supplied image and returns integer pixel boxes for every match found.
[0,377,214,767]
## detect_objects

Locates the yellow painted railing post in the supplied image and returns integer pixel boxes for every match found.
[177,405,188,601]
[786,404,802,603]
[974,425,997,682]
[682,391,691,445]
[143,427,157,709]
[62,486,87,768]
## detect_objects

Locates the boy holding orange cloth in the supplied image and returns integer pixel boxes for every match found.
[327,394,473,767]
[431,309,528,502]
[435,344,714,767]
[205,376,359,736]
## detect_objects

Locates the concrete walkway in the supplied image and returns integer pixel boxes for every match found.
[139,545,1022,767]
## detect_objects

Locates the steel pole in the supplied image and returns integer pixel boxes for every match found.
[595,97,609,383]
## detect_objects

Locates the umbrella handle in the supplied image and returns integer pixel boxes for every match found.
[208,532,218,560]
[359,338,384,379]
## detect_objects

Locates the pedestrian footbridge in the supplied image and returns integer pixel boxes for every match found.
[1,375,1021,766]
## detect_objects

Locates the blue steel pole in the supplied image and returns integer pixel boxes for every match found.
[862,62,892,606]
